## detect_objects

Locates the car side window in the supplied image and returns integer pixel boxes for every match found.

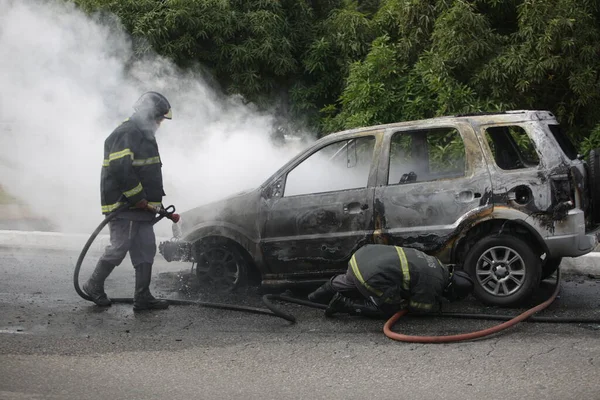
[284,136,375,197]
[388,128,466,185]
[485,125,540,170]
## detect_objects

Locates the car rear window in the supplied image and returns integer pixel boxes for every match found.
[548,124,578,160]
[485,125,539,170]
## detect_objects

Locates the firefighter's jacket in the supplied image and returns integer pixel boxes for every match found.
[350,244,450,313]
[101,114,164,215]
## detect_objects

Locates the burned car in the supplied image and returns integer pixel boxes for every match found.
[160,110,600,306]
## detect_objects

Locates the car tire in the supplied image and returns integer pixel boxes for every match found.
[587,148,600,223]
[464,234,541,307]
[541,257,562,281]
[194,238,248,292]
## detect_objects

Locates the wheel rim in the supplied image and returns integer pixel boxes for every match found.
[196,246,240,288]
[475,246,526,297]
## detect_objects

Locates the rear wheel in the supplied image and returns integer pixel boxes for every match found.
[464,234,541,307]
[194,238,248,292]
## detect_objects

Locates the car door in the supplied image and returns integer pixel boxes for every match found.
[259,133,381,277]
[373,123,493,261]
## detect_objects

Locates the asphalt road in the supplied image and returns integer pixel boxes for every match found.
[1,247,600,400]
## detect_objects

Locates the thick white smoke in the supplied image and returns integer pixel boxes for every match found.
[0,0,313,236]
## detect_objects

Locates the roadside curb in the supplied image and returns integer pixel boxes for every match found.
[0,230,172,255]
[560,253,600,277]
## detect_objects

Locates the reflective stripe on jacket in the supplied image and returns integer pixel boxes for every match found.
[350,244,450,313]
[100,115,164,214]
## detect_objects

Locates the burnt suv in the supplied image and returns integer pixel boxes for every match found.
[160,110,600,306]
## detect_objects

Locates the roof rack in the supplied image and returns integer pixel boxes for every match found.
[454,111,508,117]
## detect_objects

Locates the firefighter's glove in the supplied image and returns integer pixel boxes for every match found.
[135,199,148,209]
[168,213,181,223]
[135,199,160,214]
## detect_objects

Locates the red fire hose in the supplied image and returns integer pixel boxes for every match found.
[383,269,562,343]
[263,265,600,342]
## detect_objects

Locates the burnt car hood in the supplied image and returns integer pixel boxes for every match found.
[176,188,261,240]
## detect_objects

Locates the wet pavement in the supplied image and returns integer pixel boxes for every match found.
[1,246,600,400]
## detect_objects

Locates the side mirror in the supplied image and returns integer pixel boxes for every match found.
[264,180,283,199]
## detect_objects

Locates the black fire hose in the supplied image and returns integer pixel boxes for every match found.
[75,206,600,331]
[262,268,600,343]
[73,203,296,322]
[261,294,327,322]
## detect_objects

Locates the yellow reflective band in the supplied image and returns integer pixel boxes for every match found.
[395,247,410,290]
[132,156,161,166]
[350,254,384,296]
[101,201,125,213]
[148,201,161,207]
[409,301,432,310]
[123,182,143,198]
[108,148,134,162]
[104,155,160,167]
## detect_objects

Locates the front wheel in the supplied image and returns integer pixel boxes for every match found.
[464,234,541,307]
[194,238,248,292]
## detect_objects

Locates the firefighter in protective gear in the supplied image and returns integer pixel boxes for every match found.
[307,244,474,318]
[83,91,179,311]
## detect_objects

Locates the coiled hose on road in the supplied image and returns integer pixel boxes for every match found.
[75,205,600,341]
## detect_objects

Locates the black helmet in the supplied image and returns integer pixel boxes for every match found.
[443,270,474,302]
[133,91,172,120]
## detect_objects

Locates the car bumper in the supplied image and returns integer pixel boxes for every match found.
[545,225,600,258]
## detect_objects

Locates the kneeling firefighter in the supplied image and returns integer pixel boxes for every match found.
[308,244,474,318]
[83,91,180,312]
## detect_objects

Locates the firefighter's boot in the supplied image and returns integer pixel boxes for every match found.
[133,263,169,311]
[307,279,337,305]
[82,260,116,306]
[325,293,384,319]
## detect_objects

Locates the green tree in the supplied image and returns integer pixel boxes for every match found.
[477,0,600,145]
[72,0,600,153]
[290,2,376,133]
[324,0,600,153]
[74,0,311,105]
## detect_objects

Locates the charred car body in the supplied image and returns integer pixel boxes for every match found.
[160,110,600,306]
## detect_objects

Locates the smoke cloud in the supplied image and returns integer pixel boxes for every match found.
[0,0,313,236]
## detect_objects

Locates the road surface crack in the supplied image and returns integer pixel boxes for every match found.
[524,347,556,367]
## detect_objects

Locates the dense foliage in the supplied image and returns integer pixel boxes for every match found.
[74,0,600,153]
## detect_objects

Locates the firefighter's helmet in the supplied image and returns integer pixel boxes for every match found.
[133,91,172,120]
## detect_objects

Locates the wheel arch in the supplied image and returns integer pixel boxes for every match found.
[183,224,263,284]
[453,218,549,265]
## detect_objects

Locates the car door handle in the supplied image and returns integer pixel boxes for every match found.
[343,202,369,214]
[456,191,482,202]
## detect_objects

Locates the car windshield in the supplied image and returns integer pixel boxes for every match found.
[284,136,375,196]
